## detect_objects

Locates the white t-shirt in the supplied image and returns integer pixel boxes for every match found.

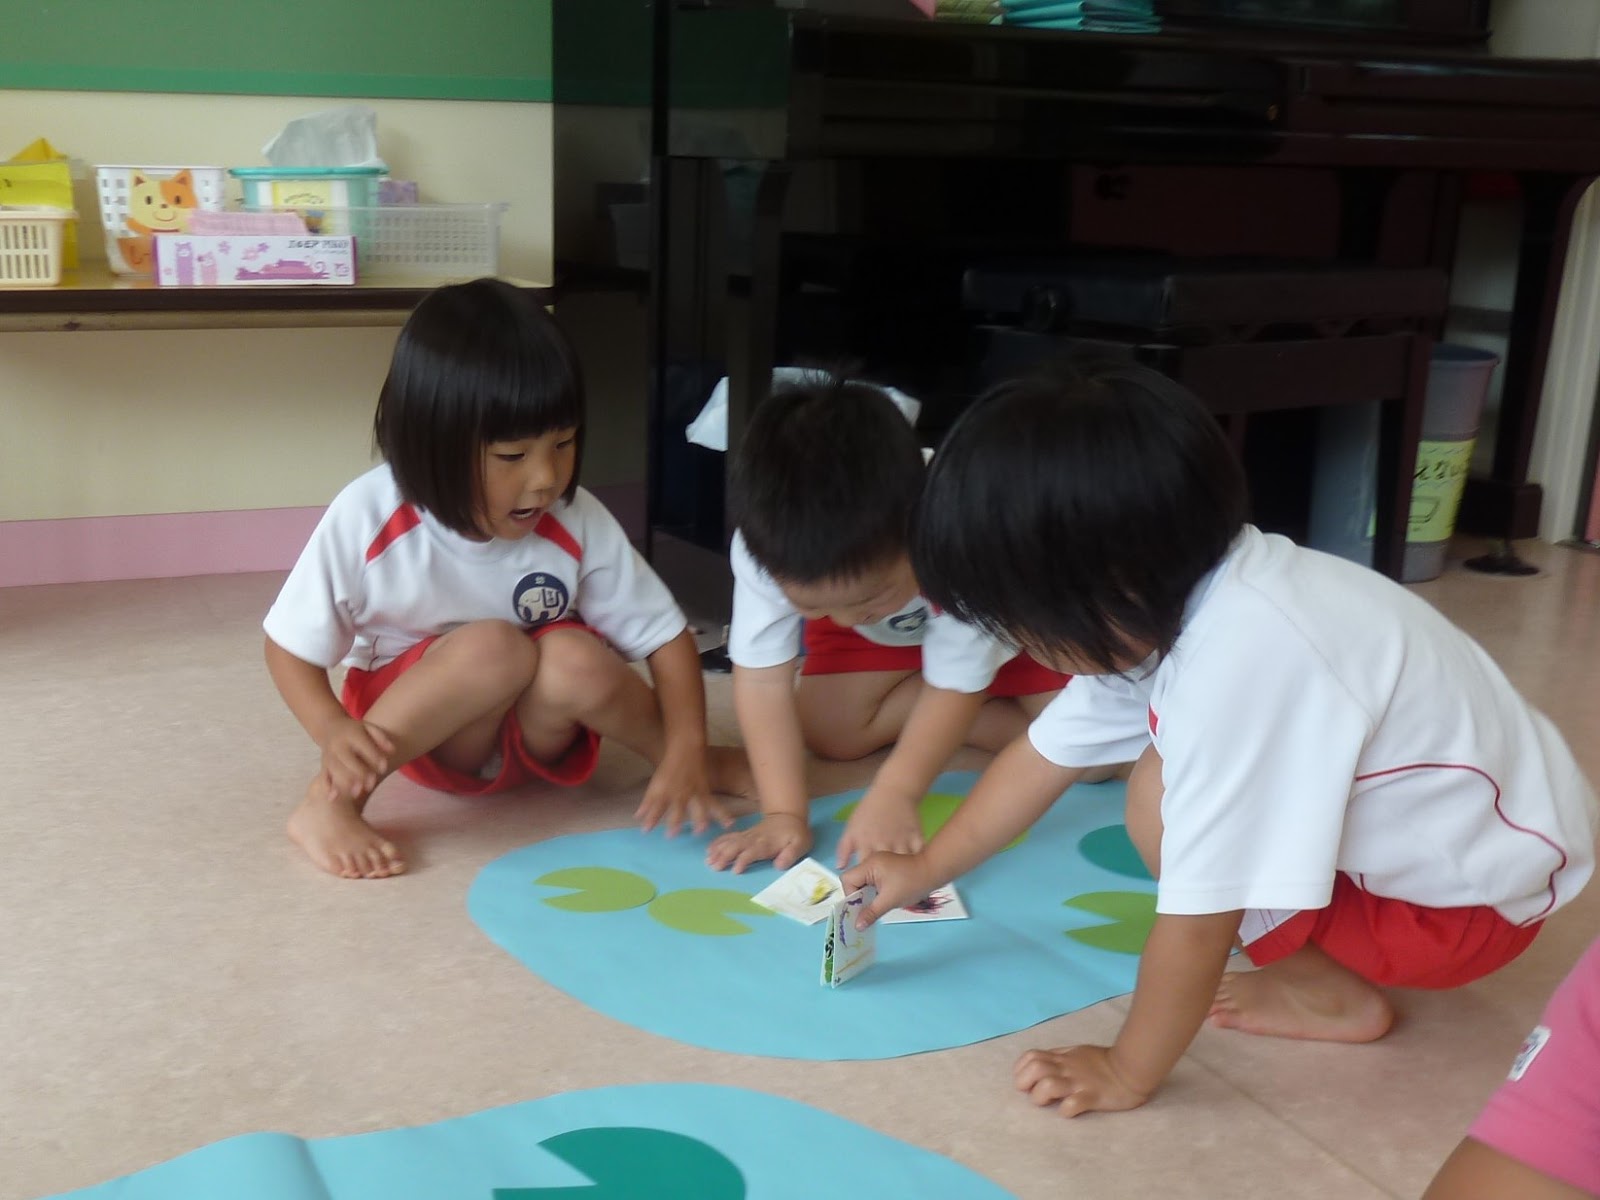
[726,531,1014,694]
[264,464,686,672]
[1028,526,1597,927]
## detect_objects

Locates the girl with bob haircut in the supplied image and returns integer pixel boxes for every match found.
[265,278,748,879]
[844,356,1596,1117]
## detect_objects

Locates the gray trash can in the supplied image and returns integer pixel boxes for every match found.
[1403,345,1499,583]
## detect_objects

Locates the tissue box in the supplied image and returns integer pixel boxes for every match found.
[153,234,356,286]
[229,167,386,234]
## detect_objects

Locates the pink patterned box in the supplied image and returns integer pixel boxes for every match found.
[152,234,356,286]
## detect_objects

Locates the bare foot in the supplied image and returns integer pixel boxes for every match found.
[705,744,755,799]
[286,779,406,880]
[1209,952,1394,1043]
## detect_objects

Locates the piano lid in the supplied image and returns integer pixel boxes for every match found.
[662,5,1600,171]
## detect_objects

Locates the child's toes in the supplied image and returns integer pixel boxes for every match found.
[376,841,405,875]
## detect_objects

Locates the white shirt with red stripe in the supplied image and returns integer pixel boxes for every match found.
[726,530,1013,693]
[1028,525,1598,927]
[264,464,686,672]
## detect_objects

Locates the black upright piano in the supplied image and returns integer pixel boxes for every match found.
[551,1,1600,614]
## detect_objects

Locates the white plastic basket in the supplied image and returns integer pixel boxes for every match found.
[352,203,507,282]
[94,165,228,274]
[0,207,75,286]
[247,203,507,282]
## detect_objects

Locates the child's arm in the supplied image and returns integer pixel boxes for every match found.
[263,636,393,799]
[1013,909,1241,1116]
[845,732,1084,913]
[705,660,813,873]
[834,684,987,868]
[635,628,735,837]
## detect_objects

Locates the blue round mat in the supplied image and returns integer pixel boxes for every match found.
[469,772,1155,1060]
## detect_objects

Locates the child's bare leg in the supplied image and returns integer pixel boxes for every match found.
[1122,744,1393,1043]
[1123,743,1165,876]
[1210,944,1394,1043]
[516,628,751,795]
[288,621,539,879]
[965,695,1035,753]
[796,670,921,761]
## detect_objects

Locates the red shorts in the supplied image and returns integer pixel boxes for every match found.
[799,617,1068,698]
[1243,873,1541,990]
[340,621,601,797]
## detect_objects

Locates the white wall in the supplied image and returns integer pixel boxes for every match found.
[0,90,554,524]
[1491,0,1600,58]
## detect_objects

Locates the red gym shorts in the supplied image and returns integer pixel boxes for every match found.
[339,620,601,796]
[1243,873,1540,989]
[799,617,1068,697]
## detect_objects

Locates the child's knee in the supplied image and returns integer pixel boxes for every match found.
[804,721,889,762]
[796,688,888,761]
[447,620,541,692]
[530,627,624,708]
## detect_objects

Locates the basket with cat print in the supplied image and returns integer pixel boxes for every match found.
[95,165,227,275]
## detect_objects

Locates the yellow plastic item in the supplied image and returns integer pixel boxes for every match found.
[2,139,77,268]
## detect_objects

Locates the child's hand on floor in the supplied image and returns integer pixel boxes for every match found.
[636,748,736,838]
[318,715,395,799]
[705,813,812,874]
[1013,1044,1153,1118]
[835,787,924,869]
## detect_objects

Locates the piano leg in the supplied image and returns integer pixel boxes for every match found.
[1372,333,1432,581]
[1459,170,1599,554]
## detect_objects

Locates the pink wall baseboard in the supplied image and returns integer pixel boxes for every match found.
[0,507,328,588]
[0,484,648,589]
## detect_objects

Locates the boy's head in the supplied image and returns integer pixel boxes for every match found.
[375,277,586,538]
[731,372,926,626]
[912,356,1248,674]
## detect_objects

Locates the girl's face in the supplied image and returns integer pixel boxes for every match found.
[474,427,579,540]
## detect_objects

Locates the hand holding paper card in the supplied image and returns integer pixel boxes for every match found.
[822,886,878,987]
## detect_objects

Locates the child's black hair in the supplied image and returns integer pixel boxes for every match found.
[730,372,926,584]
[374,277,585,537]
[912,356,1248,673]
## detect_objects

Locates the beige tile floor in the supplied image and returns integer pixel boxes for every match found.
[2,538,1598,1200]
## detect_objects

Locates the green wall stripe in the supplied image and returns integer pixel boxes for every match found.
[3,0,553,102]
[1,65,553,102]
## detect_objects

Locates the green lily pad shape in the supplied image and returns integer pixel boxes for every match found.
[535,867,656,913]
[833,792,1027,851]
[1062,890,1158,954]
[493,1126,745,1200]
[1078,824,1153,881]
[647,889,776,936]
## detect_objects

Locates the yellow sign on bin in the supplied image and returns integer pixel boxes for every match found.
[1409,438,1475,544]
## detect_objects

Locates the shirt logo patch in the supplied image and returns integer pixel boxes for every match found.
[885,607,929,637]
[514,572,571,626]
[1508,1024,1551,1081]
